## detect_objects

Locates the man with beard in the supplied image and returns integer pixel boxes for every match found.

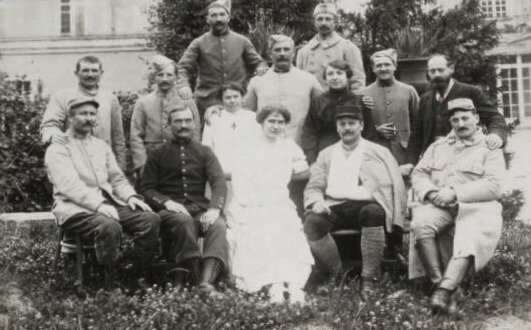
[176,0,267,120]
[41,56,127,170]
[45,97,161,288]
[243,34,323,216]
[303,105,407,299]
[409,98,506,313]
[362,49,419,173]
[130,55,200,177]
[411,54,507,163]
[296,2,365,93]
[140,106,229,295]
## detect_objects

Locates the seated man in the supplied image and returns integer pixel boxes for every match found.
[303,105,407,298]
[409,98,506,313]
[140,105,228,294]
[44,97,161,288]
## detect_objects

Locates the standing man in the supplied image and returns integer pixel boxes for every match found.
[45,97,161,287]
[41,56,126,170]
[243,34,323,216]
[176,0,268,120]
[297,2,366,93]
[141,106,229,295]
[411,54,507,163]
[303,105,407,298]
[130,55,200,175]
[244,34,323,145]
[409,98,506,313]
[362,49,420,174]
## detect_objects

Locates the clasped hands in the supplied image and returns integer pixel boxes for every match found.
[427,188,457,208]
[164,200,220,231]
[96,196,152,220]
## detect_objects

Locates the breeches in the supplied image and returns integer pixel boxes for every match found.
[304,200,386,241]
[62,206,161,268]
[410,203,456,240]
[158,210,229,268]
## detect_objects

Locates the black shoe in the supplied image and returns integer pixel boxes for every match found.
[431,288,452,314]
[182,258,201,286]
[360,277,378,301]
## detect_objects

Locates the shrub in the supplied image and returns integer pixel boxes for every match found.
[0,72,52,212]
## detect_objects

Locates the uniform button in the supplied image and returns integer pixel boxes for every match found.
[184,193,188,197]
[181,153,185,157]
[386,101,391,105]
[182,169,186,173]
[163,139,167,142]
[183,183,188,188]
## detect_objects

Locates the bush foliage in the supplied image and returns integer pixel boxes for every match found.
[0,73,51,213]
[0,196,529,328]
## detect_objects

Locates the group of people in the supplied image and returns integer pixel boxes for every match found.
[41,1,508,313]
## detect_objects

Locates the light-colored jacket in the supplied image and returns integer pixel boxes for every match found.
[409,130,506,278]
[130,89,200,170]
[40,86,126,170]
[296,32,366,93]
[45,130,136,225]
[304,140,407,232]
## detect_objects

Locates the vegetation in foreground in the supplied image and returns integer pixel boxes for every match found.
[0,192,529,329]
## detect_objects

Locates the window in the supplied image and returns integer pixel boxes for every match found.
[498,67,519,118]
[481,0,507,18]
[61,0,70,34]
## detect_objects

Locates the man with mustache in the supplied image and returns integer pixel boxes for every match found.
[243,34,323,215]
[296,2,366,93]
[130,55,200,177]
[45,97,161,288]
[410,54,507,163]
[303,105,407,299]
[140,106,228,295]
[409,98,506,313]
[176,0,267,121]
[362,49,420,174]
[41,56,127,171]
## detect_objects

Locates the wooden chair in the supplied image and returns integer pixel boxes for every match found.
[55,228,101,295]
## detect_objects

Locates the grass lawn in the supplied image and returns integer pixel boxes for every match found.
[0,191,529,329]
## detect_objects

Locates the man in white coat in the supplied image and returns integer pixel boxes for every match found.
[409,98,506,313]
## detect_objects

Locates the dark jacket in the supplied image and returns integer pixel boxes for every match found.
[140,138,227,212]
[411,80,507,163]
[300,88,377,164]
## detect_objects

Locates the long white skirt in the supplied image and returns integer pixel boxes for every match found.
[227,205,314,293]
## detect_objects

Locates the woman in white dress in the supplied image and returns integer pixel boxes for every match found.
[227,105,314,304]
[202,83,261,217]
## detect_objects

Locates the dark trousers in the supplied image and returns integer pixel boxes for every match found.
[304,200,385,241]
[195,95,222,124]
[61,206,161,269]
[158,210,229,269]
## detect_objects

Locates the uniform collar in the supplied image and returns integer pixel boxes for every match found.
[446,128,484,146]
[308,31,341,50]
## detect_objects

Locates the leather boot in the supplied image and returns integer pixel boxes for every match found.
[198,258,224,295]
[103,267,120,291]
[308,234,342,280]
[415,237,443,286]
[182,257,201,286]
[360,277,378,301]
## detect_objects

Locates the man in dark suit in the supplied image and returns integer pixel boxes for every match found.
[409,54,507,163]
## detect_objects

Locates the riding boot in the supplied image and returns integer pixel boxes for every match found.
[198,257,224,295]
[360,226,385,300]
[308,234,342,280]
[415,237,443,286]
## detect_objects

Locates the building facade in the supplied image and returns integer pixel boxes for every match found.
[0,0,156,96]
